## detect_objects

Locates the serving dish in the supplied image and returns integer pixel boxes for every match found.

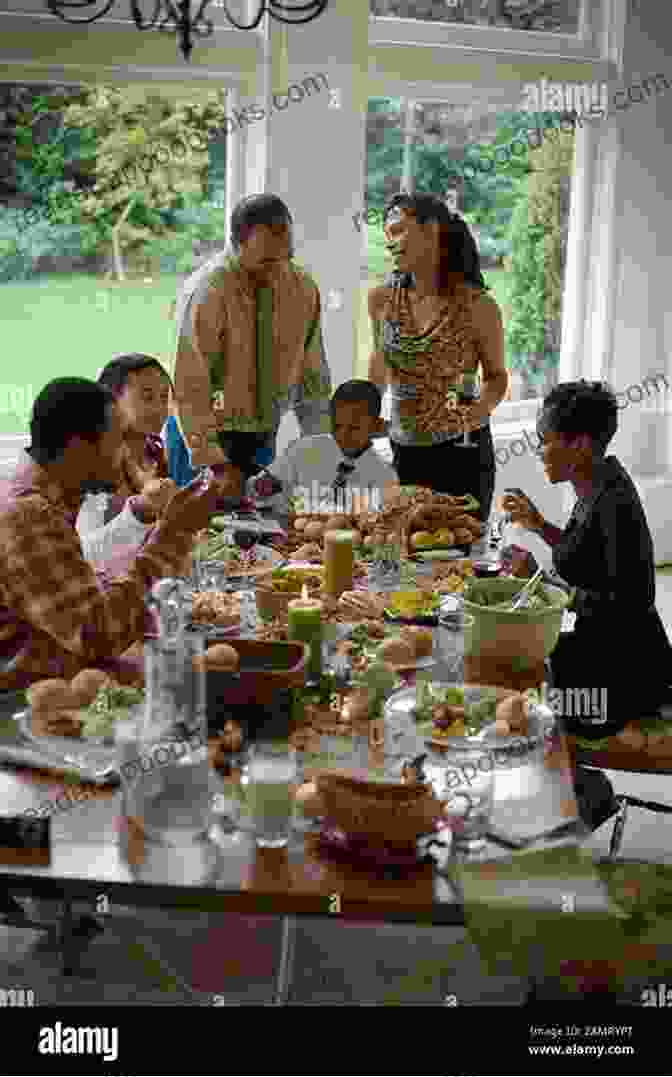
[14,709,121,782]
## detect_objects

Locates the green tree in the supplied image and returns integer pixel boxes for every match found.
[62,86,229,279]
[504,122,574,391]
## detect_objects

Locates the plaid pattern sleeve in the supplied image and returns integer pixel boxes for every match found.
[2,498,194,666]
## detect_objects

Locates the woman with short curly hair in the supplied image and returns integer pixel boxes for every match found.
[504,379,672,740]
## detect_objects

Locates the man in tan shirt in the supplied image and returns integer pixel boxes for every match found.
[172,194,332,491]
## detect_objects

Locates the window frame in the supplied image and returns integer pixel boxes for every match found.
[370,0,605,60]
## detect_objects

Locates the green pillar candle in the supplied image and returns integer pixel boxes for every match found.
[287,595,324,681]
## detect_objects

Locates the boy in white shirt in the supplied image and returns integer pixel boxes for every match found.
[248,380,398,515]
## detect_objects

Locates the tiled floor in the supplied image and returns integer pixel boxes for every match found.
[2,571,672,1006]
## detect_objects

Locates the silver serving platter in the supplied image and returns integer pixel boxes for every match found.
[14,709,120,783]
[384,684,554,756]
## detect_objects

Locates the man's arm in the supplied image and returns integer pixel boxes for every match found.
[6,501,195,663]
[293,296,332,436]
[173,284,226,468]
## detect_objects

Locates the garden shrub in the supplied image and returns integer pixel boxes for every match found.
[142,201,226,274]
[0,206,101,282]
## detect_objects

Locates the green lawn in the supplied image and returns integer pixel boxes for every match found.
[0,273,180,435]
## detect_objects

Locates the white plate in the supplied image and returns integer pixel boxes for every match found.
[15,709,120,780]
[412,549,468,561]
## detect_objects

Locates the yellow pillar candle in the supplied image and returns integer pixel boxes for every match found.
[324,529,354,597]
[287,591,324,681]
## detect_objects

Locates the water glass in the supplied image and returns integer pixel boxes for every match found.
[248,742,297,848]
[435,608,475,681]
[368,536,402,590]
[424,743,495,852]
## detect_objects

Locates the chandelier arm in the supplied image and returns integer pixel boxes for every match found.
[216,0,266,29]
[128,0,164,29]
[269,0,329,23]
[46,0,118,24]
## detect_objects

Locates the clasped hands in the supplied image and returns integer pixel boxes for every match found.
[137,466,242,523]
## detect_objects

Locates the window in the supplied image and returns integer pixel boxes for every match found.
[0,80,228,438]
[358,92,572,408]
[370,0,582,35]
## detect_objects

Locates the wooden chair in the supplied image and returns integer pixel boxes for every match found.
[566,713,672,860]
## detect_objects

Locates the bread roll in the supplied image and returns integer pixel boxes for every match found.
[326,515,349,531]
[204,643,240,671]
[27,679,74,712]
[69,669,112,708]
[400,626,433,658]
[378,636,415,666]
[303,521,324,540]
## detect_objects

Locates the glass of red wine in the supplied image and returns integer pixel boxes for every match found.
[233,529,257,551]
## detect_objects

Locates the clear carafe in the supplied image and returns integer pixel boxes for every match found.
[121,580,211,846]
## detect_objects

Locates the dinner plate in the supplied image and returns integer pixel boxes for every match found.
[187,621,241,639]
[411,548,471,561]
[383,609,440,626]
[14,709,120,780]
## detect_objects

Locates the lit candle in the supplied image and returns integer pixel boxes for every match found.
[287,585,324,681]
[324,529,354,598]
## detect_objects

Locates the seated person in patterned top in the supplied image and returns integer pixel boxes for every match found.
[248,380,398,515]
[76,354,176,572]
[0,378,221,691]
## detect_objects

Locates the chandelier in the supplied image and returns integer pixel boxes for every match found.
[45,0,329,61]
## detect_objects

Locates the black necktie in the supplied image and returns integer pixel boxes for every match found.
[332,460,356,508]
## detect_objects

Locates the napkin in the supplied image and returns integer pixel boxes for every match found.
[457,843,628,982]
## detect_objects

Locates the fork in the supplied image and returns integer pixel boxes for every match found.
[491,567,544,611]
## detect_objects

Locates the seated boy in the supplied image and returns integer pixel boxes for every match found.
[248,380,398,515]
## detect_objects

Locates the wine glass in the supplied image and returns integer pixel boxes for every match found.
[455,372,479,450]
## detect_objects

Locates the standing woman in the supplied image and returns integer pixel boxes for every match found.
[368,193,508,521]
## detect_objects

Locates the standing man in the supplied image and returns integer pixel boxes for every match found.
[172,194,332,492]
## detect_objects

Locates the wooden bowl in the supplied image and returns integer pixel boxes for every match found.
[315,774,443,846]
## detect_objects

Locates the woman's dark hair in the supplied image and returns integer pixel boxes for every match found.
[28,378,115,465]
[330,379,382,419]
[382,192,487,293]
[97,354,172,398]
[538,380,618,455]
[230,194,295,257]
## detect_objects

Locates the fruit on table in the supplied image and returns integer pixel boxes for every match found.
[434,529,456,545]
[409,531,434,550]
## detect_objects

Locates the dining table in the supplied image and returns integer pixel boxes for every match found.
[0,513,629,1006]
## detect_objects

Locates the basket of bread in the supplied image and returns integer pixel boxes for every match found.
[315,774,443,846]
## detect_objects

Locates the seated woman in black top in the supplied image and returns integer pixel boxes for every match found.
[503,380,672,739]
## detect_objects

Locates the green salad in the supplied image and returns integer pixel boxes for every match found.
[413,682,499,736]
[195,529,238,561]
[80,684,145,740]
[464,583,553,610]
